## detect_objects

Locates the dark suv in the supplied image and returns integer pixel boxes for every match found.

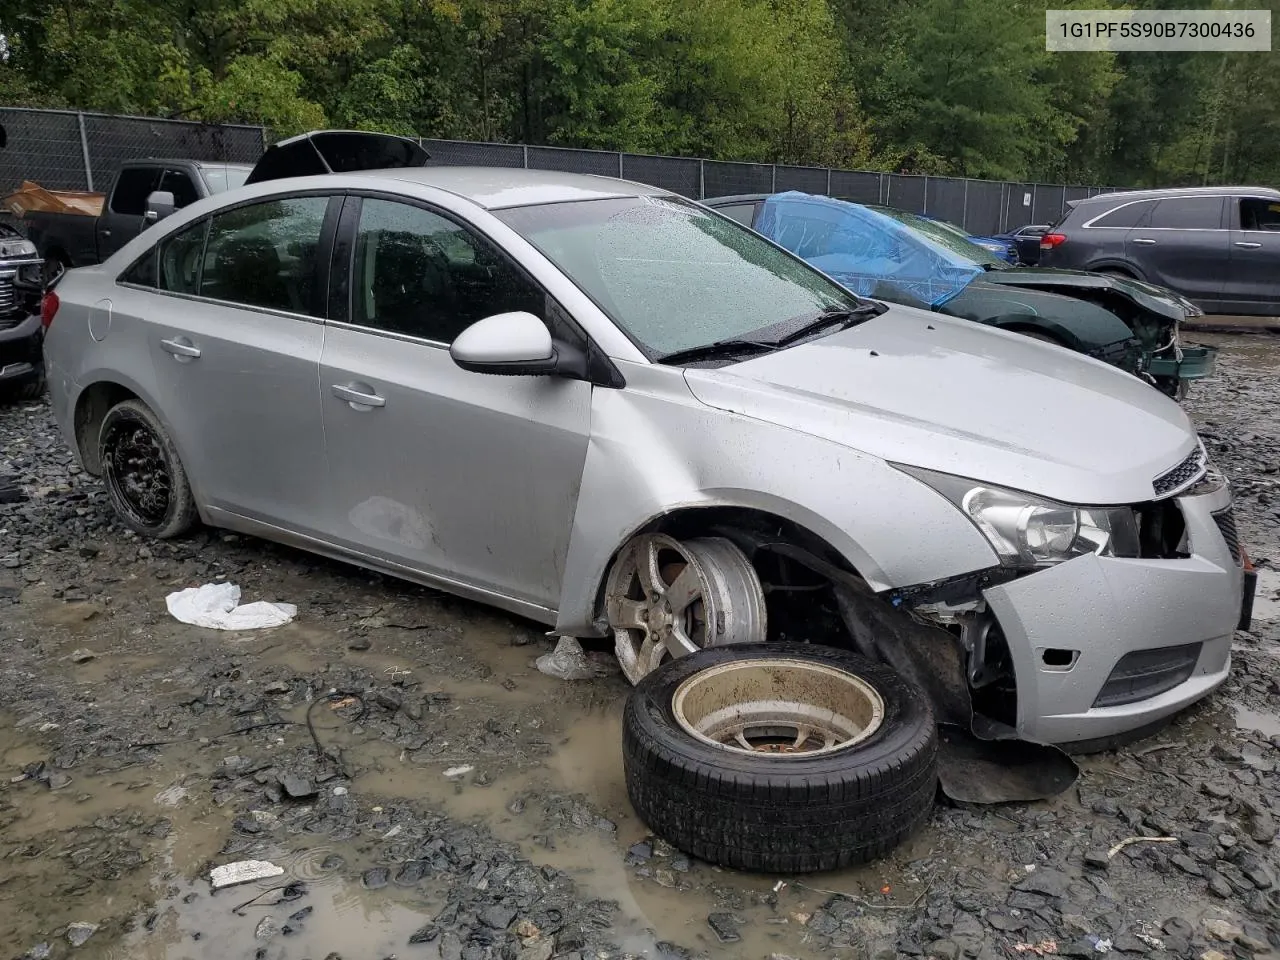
[1039,186,1280,316]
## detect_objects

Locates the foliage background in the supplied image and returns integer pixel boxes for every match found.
[1,0,1276,186]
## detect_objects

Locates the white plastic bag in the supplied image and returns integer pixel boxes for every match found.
[165,582,297,630]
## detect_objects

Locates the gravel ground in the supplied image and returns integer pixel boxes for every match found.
[0,333,1278,960]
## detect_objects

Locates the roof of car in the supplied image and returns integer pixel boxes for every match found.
[351,166,670,210]
[121,158,254,169]
[703,194,770,205]
[1079,185,1280,204]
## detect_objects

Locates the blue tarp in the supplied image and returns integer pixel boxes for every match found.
[755,192,983,307]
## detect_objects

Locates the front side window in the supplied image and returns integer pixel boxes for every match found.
[1239,198,1280,232]
[159,169,200,209]
[1147,197,1223,230]
[350,198,544,343]
[496,196,861,357]
[200,197,328,315]
[111,168,160,216]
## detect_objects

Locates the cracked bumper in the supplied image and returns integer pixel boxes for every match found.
[984,481,1242,745]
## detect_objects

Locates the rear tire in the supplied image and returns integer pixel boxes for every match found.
[623,642,938,872]
[99,399,197,539]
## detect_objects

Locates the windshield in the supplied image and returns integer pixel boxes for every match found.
[200,165,252,194]
[495,196,864,356]
[872,207,1007,268]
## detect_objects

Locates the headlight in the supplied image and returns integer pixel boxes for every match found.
[0,237,38,259]
[897,465,1139,568]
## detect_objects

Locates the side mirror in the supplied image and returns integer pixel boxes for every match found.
[144,190,176,223]
[450,311,559,376]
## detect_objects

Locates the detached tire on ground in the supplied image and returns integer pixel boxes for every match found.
[622,642,937,873]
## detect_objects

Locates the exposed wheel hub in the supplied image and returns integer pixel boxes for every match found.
[104,422,171,526]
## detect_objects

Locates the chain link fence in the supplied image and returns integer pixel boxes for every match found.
[422,138,1113,233]
[0,107,265,196]
[0,107,1111,235]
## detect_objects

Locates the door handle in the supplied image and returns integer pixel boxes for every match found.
[1234,241,1262,249]
[331,383,386,409]
[160,337,201,360]
[1131,237,1156,245]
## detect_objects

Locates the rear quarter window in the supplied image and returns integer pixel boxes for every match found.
[1088,199,1156,229]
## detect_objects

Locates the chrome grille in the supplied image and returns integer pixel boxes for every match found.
[0,276,16,314]
[1153,447,1206,498]
[1212,507,1241,564]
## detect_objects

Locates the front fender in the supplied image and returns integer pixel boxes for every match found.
[553,365,997,635]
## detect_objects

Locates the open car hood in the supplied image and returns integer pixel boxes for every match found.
[980,268,1200,323]
[245,130,431,185]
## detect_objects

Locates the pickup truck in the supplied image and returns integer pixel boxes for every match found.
[19,159,252,272]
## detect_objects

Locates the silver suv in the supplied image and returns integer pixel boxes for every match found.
[1039,186,1280,316]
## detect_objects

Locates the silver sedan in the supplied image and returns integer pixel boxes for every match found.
[41,164,1245,746]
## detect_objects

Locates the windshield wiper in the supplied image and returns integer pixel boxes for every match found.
[770,303,887,347]
[657,338,776,366]
[658,303,886,366]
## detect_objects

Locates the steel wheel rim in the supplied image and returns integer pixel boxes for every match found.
[672,658,884,757]
[604,534,766,685]
[103,421,172,526]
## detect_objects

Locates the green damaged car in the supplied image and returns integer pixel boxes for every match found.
[704,192,1216,399]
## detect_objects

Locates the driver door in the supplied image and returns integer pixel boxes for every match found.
[318,196,592,611]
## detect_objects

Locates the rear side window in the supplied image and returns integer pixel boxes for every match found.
[111,168,160,216]
[1148,197,1223,230]
[200,197,329,315]
[1090,200,1156,228]
[159,219,209,295]
[1239,198,1280,231]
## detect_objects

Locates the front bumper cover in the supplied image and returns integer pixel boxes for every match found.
[984,480,1242,745]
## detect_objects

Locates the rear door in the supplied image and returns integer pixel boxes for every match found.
[97,167,159,259]
[318,194,592,609]
[1224,195,1280,310]
[141,193,336,533]
[1124,195,1227,301]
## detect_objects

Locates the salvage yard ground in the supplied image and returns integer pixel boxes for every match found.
[0,333,1278,960]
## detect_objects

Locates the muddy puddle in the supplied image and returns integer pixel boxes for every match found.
[0,653,947,960]
[1252,567,1280,623]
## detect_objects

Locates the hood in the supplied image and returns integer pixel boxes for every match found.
[245,130,430,185]
[980,268,1199,322]
[941,280,1135,352]
[683,307,1197,506]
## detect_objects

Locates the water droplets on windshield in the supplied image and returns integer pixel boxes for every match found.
[497,196,857,356]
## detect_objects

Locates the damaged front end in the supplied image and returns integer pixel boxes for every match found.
[847,459,1246,801]
[982,269,1217,399]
